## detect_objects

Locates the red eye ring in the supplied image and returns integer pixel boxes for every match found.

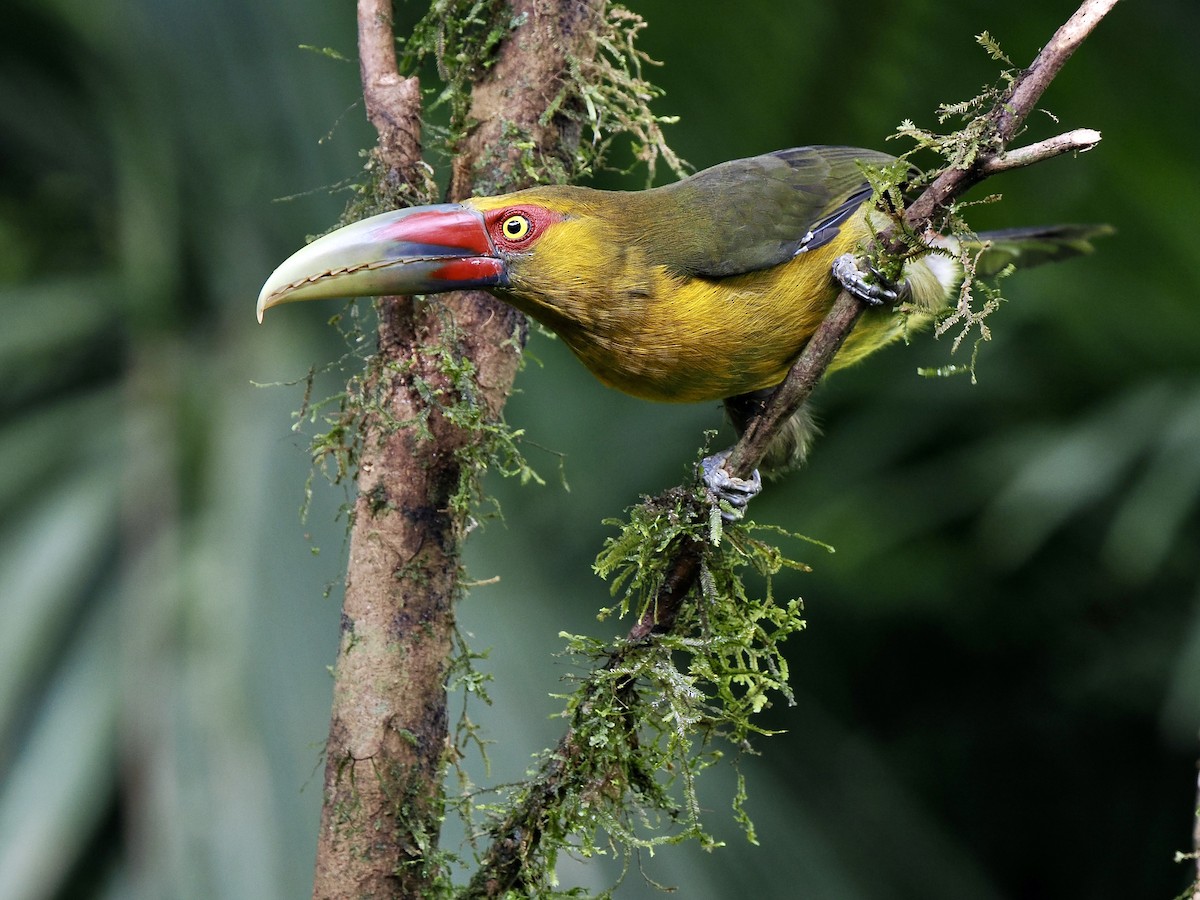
[487,205,561,249]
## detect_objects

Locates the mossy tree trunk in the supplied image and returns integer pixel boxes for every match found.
[312,2,603,898]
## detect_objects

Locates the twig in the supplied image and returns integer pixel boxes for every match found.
[994,0,1118,142]
[980,128,1102,176]
[357,0,423,182]
[904,0,1120,228]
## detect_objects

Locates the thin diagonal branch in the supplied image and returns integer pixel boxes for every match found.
[726,0,1119,485]
[980,128,1102,176]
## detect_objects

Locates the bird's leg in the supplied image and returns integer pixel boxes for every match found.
[700,449,762,521]
[723,391,819,475]
[700,392,822,520]
[832,254,912,307]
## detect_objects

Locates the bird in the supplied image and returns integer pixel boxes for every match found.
[258,145,1108,507]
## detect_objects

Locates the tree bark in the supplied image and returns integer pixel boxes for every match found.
[312,2,602,898]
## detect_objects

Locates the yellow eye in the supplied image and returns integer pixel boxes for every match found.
[501,214,532,241]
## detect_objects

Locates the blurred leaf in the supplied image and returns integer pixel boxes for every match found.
[979,382,1176,568]
[0,596,119,900]
[1103,383,1200,582]
[0,465,119,751]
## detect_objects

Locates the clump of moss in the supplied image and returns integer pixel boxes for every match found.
[558,5,689,183]
[875,33,1036,379]
[401,0,515,146]
[457,471,823,896]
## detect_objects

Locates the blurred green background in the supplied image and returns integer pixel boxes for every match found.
[2,0,1197,897]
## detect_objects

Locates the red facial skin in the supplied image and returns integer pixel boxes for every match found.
[481,205,564,252]
[401,204,565,285]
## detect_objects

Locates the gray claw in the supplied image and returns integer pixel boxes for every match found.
[700,451,762,521]
[832,253,904,306]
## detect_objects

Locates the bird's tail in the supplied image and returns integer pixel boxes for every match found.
[910,222,1113,310]
[903,222,1112,314]
[969,223,1114,277]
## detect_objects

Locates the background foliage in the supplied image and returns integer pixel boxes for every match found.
[2,0,1197,897]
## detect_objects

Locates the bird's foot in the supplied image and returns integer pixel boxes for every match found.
[832,254,910,307]
[700,450,762,522]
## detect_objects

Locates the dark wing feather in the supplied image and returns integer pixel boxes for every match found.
[637,146,898,278]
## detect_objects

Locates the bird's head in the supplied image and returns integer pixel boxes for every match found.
[256,189,626,326]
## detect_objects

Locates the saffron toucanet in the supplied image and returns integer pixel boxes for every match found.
[258,146,1107,507]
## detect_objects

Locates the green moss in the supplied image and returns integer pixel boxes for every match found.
[893,33,1018,173]
[559,6,689,184]
[401,0,516,145]
[456,468,825,896]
